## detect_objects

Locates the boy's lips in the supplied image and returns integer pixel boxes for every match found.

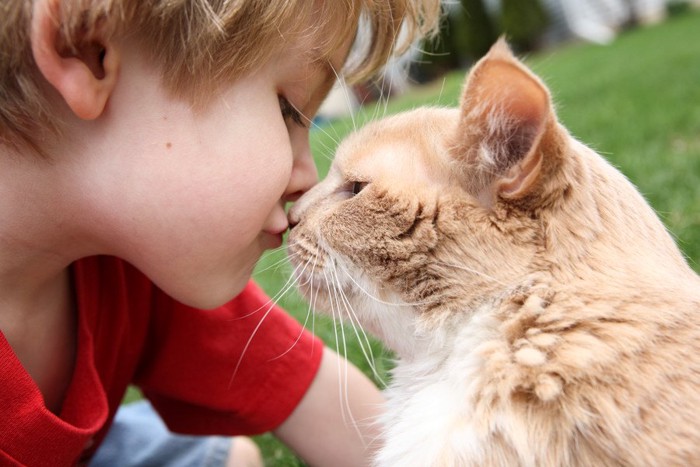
[264,223,289,236]
[261,224,289,248]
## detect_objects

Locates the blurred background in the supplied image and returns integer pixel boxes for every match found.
[320,0,699,119]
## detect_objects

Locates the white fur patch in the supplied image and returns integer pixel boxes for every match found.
[375,305,502,466]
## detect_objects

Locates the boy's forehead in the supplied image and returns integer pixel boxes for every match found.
[298,3,357,77]
[300,29,355,96]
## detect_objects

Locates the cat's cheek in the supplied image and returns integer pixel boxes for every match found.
[287,228,335,307]
[318,216,355,256]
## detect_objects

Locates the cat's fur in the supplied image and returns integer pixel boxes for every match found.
[288,39,700,466]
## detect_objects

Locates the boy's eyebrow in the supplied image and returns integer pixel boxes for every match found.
[310,49,337,78]
[317,60,338,87]
[308,51,342,101]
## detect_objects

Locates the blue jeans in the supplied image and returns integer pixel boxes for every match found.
[90,400,232,467]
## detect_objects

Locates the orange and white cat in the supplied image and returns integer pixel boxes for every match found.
[288,40,700,466]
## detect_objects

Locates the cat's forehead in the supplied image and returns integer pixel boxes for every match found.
[333,107,459,185]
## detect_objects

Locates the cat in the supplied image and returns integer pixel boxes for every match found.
[287,39,700,466]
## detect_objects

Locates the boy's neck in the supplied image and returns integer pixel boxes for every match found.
[0,264,77,414]
[0,143,93,295]
[0,146,84,414]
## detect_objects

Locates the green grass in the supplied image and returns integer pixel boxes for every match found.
[253,11,700,464]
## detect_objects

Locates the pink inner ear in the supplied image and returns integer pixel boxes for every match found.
[461,54,550,198]
[475,60,548,145]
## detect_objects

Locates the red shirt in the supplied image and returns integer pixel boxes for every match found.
[0,256,323,466]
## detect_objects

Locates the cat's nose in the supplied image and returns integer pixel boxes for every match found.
[287,193,311,229]
[288,179,330,228]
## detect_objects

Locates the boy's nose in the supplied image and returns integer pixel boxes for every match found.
[283,145,318,204]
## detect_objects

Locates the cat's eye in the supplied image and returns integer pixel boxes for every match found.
[351,181,368,195]
[279,96,307,128]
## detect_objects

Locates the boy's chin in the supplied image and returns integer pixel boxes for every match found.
[167,276,250,310]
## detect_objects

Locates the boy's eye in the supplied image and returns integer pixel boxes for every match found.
[279,96,307,128]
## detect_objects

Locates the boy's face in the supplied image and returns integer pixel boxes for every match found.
[89,34,346,308]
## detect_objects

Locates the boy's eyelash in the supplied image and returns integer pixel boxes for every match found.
[279,96,307,128]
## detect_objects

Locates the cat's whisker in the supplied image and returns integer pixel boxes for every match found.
[296,269,368,450]
[232,260,309,321]
[326,120,340,146]
[336,261,437,307]
[378,28,403,120]
[329,63,357,131]
[369,99,379,124]
[228,298,278,387]
[312,135,336,152]
[437,75,447,103]
[287,259,320,358]
[253,250,296,276]
[285,99,340,161]
[305,120,343,162]
[331,265,387,388]
[229,261,314,383]
[310,141,337,163]
[328,267,366,444]
[307,252,321,353]
[323,267,351,428]
[308,120,341,152]
[382,81,391,120]
[330,265,383,378]
[369,89,387,124]
[269,254,324,361]
[324,265,364,440]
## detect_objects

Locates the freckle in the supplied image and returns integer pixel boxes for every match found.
[166,142,172,149]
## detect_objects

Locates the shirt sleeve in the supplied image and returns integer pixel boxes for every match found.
[134,281,324,435]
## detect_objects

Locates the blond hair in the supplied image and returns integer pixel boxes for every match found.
[0,0,441,153]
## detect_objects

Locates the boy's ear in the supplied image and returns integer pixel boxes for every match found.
[453,38,552,204]
[31,0,120,120]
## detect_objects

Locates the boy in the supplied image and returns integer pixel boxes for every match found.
[0,0,440,466]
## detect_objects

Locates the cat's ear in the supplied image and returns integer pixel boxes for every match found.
[453,38,554,205]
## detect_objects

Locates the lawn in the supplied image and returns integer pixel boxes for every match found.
[252,10,700,464]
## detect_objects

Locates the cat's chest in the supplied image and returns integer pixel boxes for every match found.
[379,375,480,467]
[377,308,502,467]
